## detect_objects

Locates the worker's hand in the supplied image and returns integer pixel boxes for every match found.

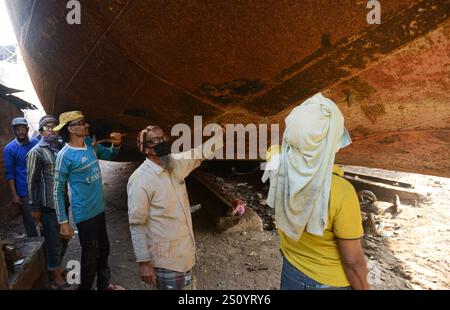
[32,210,42,223]
[59,222,74,240]
[109,132,122,147]
[12,194,21,206]
[138,261,157,287]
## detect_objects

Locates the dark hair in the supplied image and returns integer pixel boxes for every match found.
[59,124,71,143]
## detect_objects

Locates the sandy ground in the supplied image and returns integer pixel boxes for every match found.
[344,166,450,290]
[1,160,449,290]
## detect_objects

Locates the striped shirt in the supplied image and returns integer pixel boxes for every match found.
[27,141,59,211]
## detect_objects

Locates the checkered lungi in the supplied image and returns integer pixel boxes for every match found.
[154,268,194,290]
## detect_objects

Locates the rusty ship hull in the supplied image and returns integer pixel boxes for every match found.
[5,0,450,176]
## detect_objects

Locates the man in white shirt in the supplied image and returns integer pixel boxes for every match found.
[127,124,225,290]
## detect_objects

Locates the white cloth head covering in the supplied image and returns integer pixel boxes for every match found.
[265,93,351,240]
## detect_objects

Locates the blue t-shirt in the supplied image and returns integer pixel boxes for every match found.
[53,137,119,224]
[3,138,39,197]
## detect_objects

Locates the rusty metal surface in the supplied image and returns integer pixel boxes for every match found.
[336,130,450,177]
[5,0,450,176]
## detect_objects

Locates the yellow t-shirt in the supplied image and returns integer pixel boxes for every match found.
[279,165,364,287]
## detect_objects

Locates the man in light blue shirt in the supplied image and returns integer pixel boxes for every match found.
[54,139,117,224]
[53,111,125,290]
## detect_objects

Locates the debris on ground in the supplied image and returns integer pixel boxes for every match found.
[211,175,276,231]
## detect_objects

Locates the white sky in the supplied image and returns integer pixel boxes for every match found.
[0,0,44,130]
[0,0,17,46]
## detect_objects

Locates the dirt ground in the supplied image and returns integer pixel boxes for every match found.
[1,160,449,290]
[344,166,450,290]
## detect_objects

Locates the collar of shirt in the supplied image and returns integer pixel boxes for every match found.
[15,138,29,146]
[38,138,49,147]
[66,142,87,150]
[143,158,165,175]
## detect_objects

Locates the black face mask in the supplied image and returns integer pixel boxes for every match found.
[153,141,171,157]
